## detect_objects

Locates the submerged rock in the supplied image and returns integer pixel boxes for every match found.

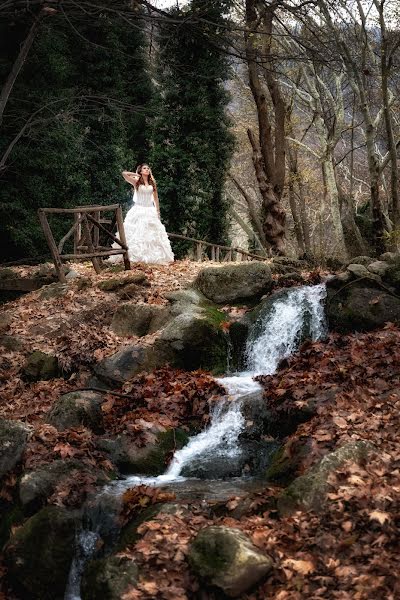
[277,440,374,515]
[5,506,79,599]
[194,262,272,304]
[46,391,105,432]
[189,525,273,597]
[0,418,30,478]
[81,555,138,600]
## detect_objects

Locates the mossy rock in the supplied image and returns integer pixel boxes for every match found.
[0,418,30,478]
[46,391,104,432]
[194,262,273,304]
[111,303,170,337]
[188,525,273,597]
[5,506,79,599]
[0,311,12,334]
[0,504,24,550]
[19,459,110,512]
[0,268,18,280]
[326,280,400,332]
[22,350,60,381]
[81,555,138,600]
[383,257,400,290]
[277,441,374,516]
[345,255,373,267]
[40,283,69,299]
[264,438,311,484]
[0,334,24,351]
[98,428,189,476]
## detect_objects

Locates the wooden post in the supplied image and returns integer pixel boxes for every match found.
[37,209,66,282]
[215,246,220,262]
[93,210,100,248]
[196,242,203,262]
[211,246,216,261]
[73,213,79,254]
[115,206,131,271]
[82,214,102,274]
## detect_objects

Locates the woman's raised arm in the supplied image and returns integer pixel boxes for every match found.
[121,170,139,186]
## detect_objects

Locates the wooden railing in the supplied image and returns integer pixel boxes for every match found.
[167,233,268,262]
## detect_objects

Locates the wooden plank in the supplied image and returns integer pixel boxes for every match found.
[92,211,100,248]
[115,206,131,271]
[61,249,126,259]
[38,209,66,282]
[42,204,120,214]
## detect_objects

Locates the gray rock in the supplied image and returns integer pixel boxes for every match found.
[194,262,272,304]
[346,255,373,267]
[278,441,374,515]
[22,350,59,381]
[46,391,104,432]
[19,459,110,508]
[65,269,81,280]
[39,282,69,300]
[347,263,380,280]
[111,303,170,337]
[97,428,189,475]
[0,334,23,351]
[327,280,400,332]
[0,419,30,478]
[189,525,273,597]
[367,260,390,277]
[81,555,138,600]
[4,505,79,600]
[94,345,151,386]
[379,252,398,263]
[97,273,148,292]
[0,311,12,334]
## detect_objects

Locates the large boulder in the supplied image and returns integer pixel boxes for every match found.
[0,419,30,479]
[111,303,170,337]
[94,345,154,387]
[46,391,105,432]
[39,282,69,300]
[367,260,390,277]
[0,311,12,334]
[4,505,79,599]
[277,441,373,516]
[194,262,272,304]
[22,350,60,381]
[97,428,189,475]
[346,263,380,281]
[19,459,110,510]
[81,555,138,600]
[346,255,373,267]
[326,280,400,332]
[189,525,273,597]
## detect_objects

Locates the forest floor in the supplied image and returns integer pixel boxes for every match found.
[1,260,399,599]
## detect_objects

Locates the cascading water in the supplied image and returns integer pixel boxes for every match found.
[65,283,327,599]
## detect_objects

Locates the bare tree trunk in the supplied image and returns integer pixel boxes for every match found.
[229,174,267,248]
[288,170,305,255]
[248,128,286,254]
[244,0,286,254]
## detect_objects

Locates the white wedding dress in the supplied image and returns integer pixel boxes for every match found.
[110,184,174,264]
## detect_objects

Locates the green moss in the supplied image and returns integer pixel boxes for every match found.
[202,305,228,328]
[122,429,189,476]
[189,529,236,577]
[22,350,59,381]
[81,555,138,600]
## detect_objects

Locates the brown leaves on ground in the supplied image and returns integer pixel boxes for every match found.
[103,367,225,438]
[120,485,176,526]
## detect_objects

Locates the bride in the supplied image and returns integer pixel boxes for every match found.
[111,163,174,264]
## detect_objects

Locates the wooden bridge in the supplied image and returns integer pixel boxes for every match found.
[0,204,269,288]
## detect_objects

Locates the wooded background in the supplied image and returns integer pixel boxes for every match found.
[1,0,400,262]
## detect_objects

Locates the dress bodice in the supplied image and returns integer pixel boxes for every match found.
[135,184,154,207]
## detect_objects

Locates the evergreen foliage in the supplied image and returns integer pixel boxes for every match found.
[0,10,152,261]
[150,0,234,257]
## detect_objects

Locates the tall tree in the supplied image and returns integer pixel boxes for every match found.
[150,0,234,256]
[0,7,152,260]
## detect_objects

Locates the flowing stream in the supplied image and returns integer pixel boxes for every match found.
[65,283,327,599]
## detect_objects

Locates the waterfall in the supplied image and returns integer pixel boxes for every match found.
[65,284,327,598]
